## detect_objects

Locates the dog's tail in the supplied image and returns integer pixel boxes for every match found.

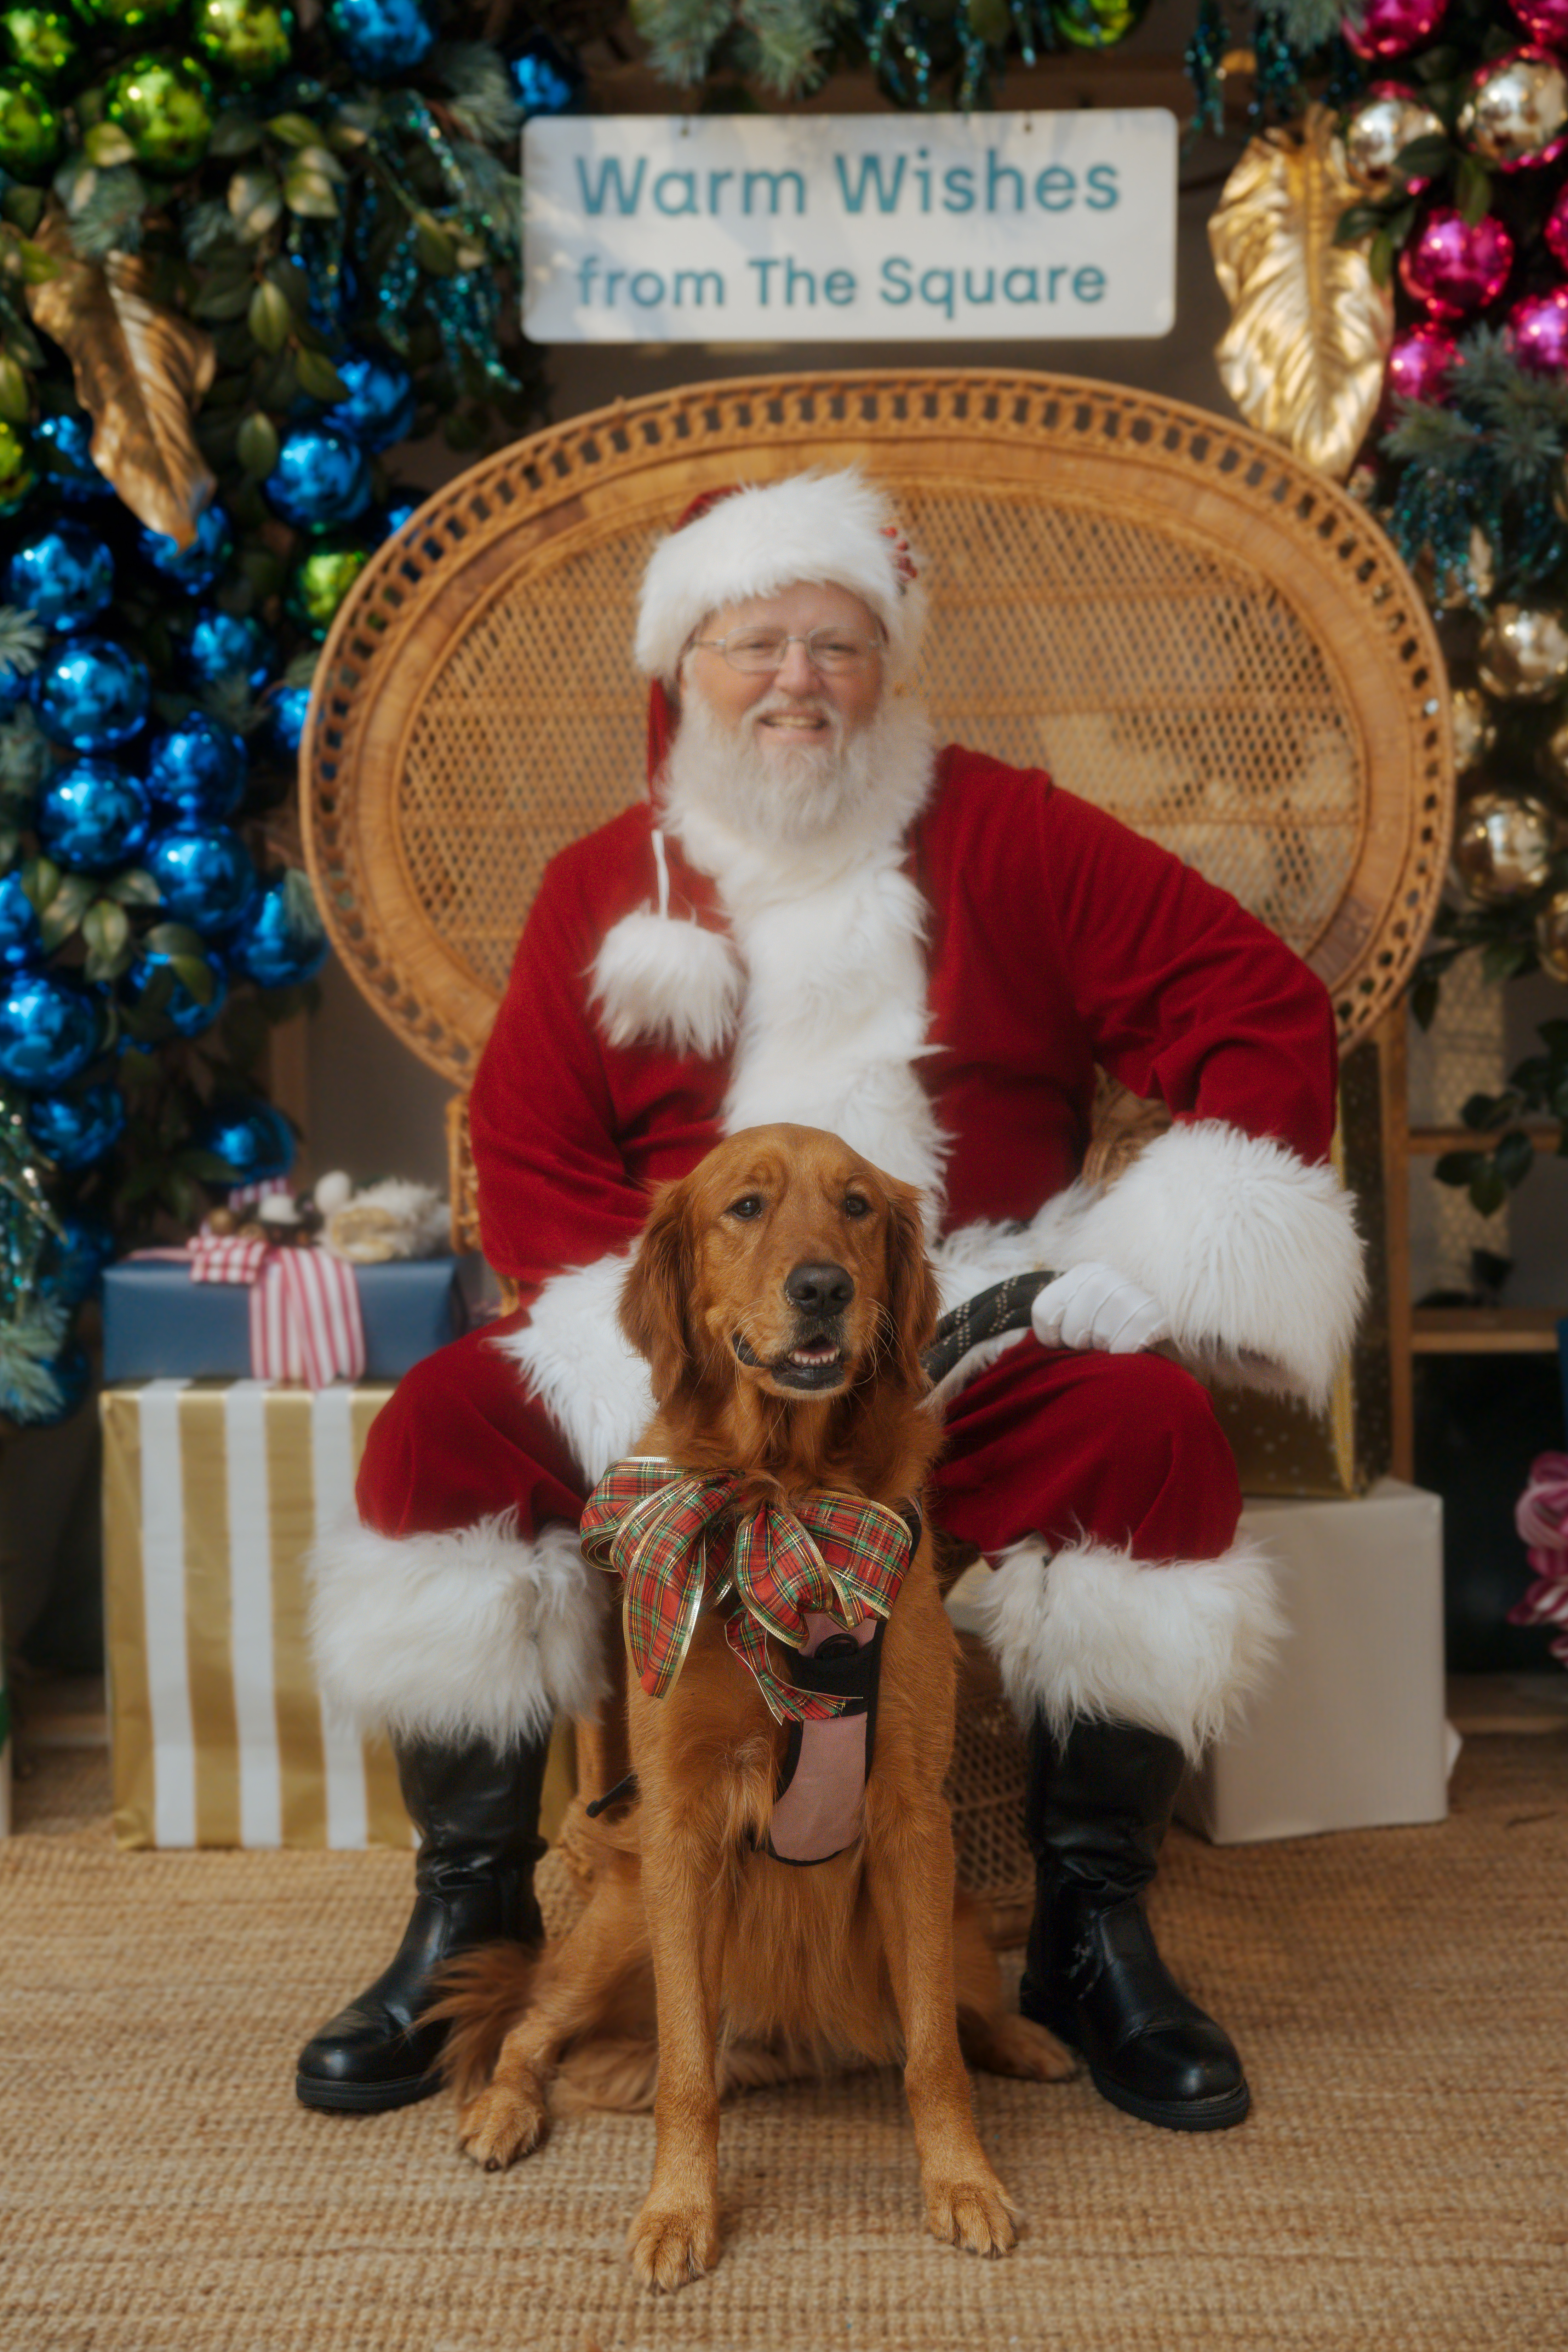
[427,1943,541,2100]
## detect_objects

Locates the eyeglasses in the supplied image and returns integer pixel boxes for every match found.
[689,626,884,675]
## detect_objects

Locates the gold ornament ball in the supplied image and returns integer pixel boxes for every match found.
[1453,788,1561,904]
[1478,604,1568,699]
[1535,889,1568,980]
[1344,87,1446,200]
[1427,527,1497,612]
[1539,715,1568,788]
[1459,50,1568,170]
[1452,686,1497,772]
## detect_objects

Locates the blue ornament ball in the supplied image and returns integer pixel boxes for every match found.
[5,521,115,633]
[0,866,41,968]
[0,965,100,1087]
[265,682,311,759]
[123,944,228,1037]
[198,1096,295,1183]
[33,413,115,502]
[185,608,274,692]
[264,424,372,530]
[145,711,247,822]
[510,29,584,118]
[228,876,328,989]
[378,486,423,538]
[137,502,233,594]
[39,1212,115,1307]
[32,635,150,751]
[326,0,433,76]
[37,757,150,874]
[26,1078,126,1169]
[147,823,256,936]
[325,351,416,453]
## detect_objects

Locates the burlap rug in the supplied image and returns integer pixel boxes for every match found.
[2,1737,1563,2352]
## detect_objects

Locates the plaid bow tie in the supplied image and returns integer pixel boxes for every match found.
[579,1457,919,1724]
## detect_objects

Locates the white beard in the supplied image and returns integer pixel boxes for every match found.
[661,680,937,896]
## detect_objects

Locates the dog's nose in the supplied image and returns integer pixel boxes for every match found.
[785,1261,854,1313]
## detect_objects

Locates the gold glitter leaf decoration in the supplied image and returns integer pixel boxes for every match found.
[26,215,216,546]
[1209,105,1392,483]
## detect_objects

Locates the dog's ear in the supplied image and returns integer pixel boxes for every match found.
[882,1180,940,1394]
[619,1178,695,1405]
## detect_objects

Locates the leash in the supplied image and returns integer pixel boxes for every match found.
[919,1269,1055,1386]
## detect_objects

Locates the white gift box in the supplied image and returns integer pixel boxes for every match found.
[1178,1478,1453,1845]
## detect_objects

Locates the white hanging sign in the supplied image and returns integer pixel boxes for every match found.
[522,111,1178,345]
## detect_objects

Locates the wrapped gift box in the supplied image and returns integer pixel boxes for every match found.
[101,1255,468,1386]
[1178,1478,1453,1844]
[103,1380,411,1850]
[103,1377,575,1852]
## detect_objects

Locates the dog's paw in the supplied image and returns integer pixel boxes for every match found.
[627,2196,720,2292]
[924,2169,1019,2259]
[457,2082,547,2172]
[970,2013,1077,2083]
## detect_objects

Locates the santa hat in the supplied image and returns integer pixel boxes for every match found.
[634,468,928,688]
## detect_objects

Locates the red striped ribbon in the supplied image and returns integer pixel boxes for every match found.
[187,1232,366,1389]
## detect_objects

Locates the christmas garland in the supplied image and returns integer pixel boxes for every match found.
[0,0,583,1427]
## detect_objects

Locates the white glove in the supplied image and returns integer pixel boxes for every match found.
[1031,1261,1171,1356]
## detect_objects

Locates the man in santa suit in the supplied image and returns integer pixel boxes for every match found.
[298,471,1363,2131]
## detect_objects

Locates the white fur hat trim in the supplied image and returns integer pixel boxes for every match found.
[635,468,928,684]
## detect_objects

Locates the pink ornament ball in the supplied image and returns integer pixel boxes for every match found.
[1547,182,1568,271]
[1508,285,1568,373]
[1510,0,1568,45]
[1385,321,1460,404]
[1399,208,1516,316]
[1344,0,1449,61]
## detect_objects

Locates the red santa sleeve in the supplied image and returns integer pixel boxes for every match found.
[1028,786,1364,1409]
[466,857,656,1482]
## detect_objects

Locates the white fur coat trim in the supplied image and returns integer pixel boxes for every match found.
[635,469,928,684]
[590,909,743,1059]
[494,1247,653,1488]
[310,1515,606,1750]
[972,1535,1286,1763]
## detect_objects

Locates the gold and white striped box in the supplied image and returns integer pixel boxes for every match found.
[102,1380,414,1851]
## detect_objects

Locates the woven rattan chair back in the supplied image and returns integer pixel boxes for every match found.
[304,370,1452,1146]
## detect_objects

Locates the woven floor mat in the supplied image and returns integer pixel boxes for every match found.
[2,1739,1564,2352]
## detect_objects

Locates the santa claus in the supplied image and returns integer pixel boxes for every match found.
[298,470,1363,2132]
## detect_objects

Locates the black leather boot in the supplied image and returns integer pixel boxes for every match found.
[1018,1715,1250,2133]
[295,1729,549,2113]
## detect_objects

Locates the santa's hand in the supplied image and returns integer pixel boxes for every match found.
[1031,1262,1171,1355]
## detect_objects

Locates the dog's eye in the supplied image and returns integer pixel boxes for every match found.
[727,1194,764,1220]
[843,1195,872,1219]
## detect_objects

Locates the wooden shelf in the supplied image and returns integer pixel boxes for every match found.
[1407,1126,1558,1157]
[1410,1307,1563,1355]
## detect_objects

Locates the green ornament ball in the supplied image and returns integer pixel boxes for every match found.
[1048,0,1150,48]
[0,6,81,88]
[104,52,213,174]
[286,535,371,641]
[0,420,36,513]
[74,0,185,34]
[0,68,60,178]
[191,0,294,84]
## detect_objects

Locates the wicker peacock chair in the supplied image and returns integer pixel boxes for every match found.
[302,368,1452,1931]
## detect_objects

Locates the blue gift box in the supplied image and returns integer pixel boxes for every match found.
[102,1254,469,1384]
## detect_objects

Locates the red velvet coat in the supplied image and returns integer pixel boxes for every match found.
[469,743,1340,1312]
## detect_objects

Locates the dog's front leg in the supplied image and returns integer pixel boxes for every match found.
[626,1826,725,2292]
[866,1812,1019,2258]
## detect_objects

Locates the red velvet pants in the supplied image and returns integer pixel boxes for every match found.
[356,1320,1242,1566]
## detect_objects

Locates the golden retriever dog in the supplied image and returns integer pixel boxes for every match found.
[437,1124,1070,2290]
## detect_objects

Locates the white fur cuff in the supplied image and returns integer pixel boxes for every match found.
[494,1249,654,1488]
[971,1535,1286,1763]
[310,1515,607,1750]
[1046,1121,1364,1411]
